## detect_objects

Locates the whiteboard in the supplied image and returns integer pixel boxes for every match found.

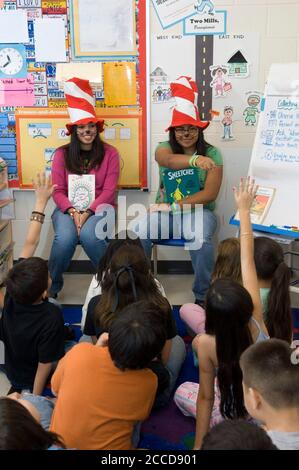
[248,63,299,228]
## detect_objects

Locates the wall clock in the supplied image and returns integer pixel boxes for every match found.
[0,44,27,79]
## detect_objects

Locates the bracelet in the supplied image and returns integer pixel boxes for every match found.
[189,155,199,168]
[32,210,45,217]
[30,212,44,224]
[240,232,252,237]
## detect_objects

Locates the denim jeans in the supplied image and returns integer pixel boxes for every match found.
[48,208,109,295]
[20,392,55,430]
[135,208,217,302]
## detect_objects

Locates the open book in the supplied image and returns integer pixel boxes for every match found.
[161,167,201,204]
[234,186,276,225]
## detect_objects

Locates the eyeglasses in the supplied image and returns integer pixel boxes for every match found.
[76,123,97,134]
[174,126,199,136]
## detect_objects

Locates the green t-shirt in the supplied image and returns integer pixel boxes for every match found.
[155,141,223,211]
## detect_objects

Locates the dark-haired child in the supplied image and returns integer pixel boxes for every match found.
[201,419,278,450]
[0,174,65,395]
[50,301,167,450]
[240,338,299,450]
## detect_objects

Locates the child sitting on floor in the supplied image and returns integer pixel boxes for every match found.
[50,301,167,450]
[240,338,299,450]
[0,174,65,395]
[201,419,278,450]
[0,397,65,450]
[83,243,185,407]
[174,177,269,449]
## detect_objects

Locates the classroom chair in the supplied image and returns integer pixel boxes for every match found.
[152,238,186,277]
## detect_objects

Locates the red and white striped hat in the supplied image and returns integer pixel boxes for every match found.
[166,76,209,131]
[64,77,104,135]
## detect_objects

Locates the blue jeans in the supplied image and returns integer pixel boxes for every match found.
[48,208,109,295]
[135,209,217,302]
[20,392,55,430]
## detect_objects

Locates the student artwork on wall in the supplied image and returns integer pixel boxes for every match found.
[150,28,260,124]
[150,67,173,105]
[211,33,259,121]
[221,105,235,141]
[70,0,136,59]
[209,65,232,98]
[243,91,262,127]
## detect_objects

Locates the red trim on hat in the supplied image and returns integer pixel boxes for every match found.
[65,118,105,136]
[165,109,209,132]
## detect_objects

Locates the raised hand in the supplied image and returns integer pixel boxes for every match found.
[32,172,56,206]
[233,176,258,212]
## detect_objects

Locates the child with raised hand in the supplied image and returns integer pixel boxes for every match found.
[240,338,299,450]
[0,173,65,395]
[180,237,241,336]
[254,237,292,342]
[174,177,269,449]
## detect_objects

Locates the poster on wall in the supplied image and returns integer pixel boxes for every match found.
[15,108,143,188]
[151,0,197,29]
[70,0,136,58]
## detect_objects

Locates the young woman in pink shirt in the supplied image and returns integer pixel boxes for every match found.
[48,78,120,296]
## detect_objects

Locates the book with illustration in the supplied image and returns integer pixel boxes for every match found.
[161,167,201,204]
[68,174,95,211]
[234,185,276,225]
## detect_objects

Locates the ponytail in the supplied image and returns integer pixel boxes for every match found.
[266,262,293,343]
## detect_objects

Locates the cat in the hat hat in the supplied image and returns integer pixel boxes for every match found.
[48,77,120,297]
[136,76,223,305]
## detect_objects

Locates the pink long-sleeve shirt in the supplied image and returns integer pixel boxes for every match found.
[51,144,120,213]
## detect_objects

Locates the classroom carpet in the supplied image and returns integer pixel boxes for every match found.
[62,305,299,450]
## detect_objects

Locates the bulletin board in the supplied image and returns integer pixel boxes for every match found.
[15,108,142,188]
[0,0,148,189]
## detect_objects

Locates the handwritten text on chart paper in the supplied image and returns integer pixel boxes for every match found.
[258,96,299,163]
[0,75,35,105]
